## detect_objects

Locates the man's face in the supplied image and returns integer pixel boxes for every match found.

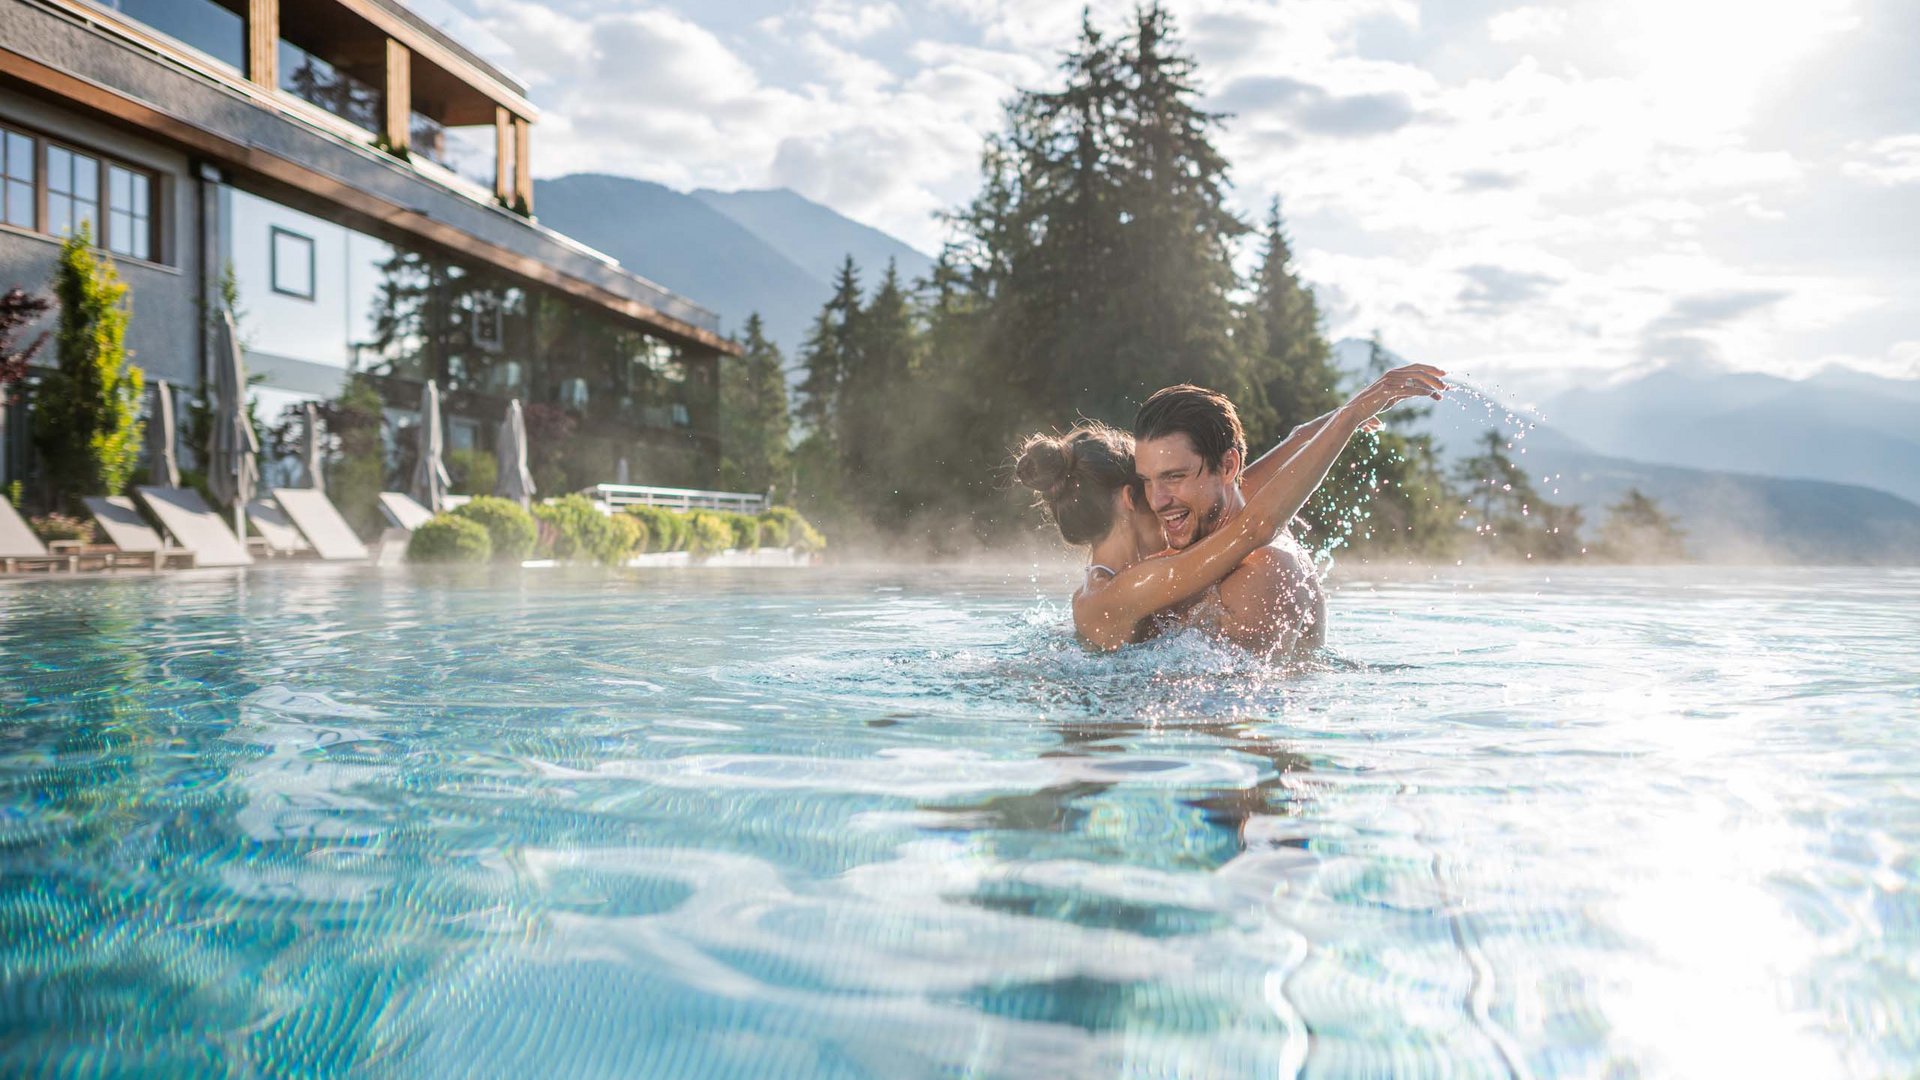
[1135,432,1236,550]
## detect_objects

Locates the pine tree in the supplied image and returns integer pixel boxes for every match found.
[1597,488,1684,562]
[795,257,862,439]
[31,227,144,512]
[1246,197,1339,440]
[1107,5,1256,425]
[839,261,916,523]
[1453,427,1581,560]
[719,313,791,496]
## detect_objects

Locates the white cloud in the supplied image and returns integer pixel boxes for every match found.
[810,0,904,41]
[1487,6,1568,44]
[446,0,1913,390]
[1842,134,1920,186]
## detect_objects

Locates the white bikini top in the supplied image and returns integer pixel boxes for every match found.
[1086,564,1118,581]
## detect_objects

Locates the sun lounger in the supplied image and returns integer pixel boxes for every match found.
[135,486,253,567]
[246,498,311,556]
[82,496,195,569]
[272,488,368,561]
[0,499,76,572]
[377,491,436,532]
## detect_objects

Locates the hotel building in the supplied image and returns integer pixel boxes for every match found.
[0,0,736,498]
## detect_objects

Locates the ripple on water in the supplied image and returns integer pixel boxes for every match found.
[0,564,1915,1076]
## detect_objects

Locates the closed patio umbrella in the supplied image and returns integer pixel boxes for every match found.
[206,310,259,538]
[494,398,535,508]
[149,379,180,489]
[298,401,324,492]
[410,379,450,514]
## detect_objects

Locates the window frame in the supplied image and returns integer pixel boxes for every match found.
[269,225,317,301]
[0,121,163,264]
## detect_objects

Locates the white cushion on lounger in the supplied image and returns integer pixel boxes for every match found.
[0,499,48,558]
[377,491,435,531]
[273,488,368,561]
[135,486,253,567]
[84,496,167,552]
[247,498,311,553]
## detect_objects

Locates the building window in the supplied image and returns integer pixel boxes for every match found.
[47,145,100,240]
[107,166,152,261]
[472,293,503,351]
[1,127,33,229]
[270,227,315,299]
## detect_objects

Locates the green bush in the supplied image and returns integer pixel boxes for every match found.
[533,494,636,566]
[408,514,491,563]
[31,228,143,513]
[683,511,732,558]
[449,496,537,563]
[717,511,760,551]
[446,448,497,497]
[758,506,825,552]
[611,513,646,559]
[622,504,683,553]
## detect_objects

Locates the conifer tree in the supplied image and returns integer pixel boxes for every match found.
[1246,197,1340,441]
[31,227,143,511]
[719,313,791,496]
[795,257,862,439]
[839,261,916,523]
[791,258,864,526]
[1598,488,1684,562]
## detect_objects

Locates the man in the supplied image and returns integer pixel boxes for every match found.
[1133,385,1329,653]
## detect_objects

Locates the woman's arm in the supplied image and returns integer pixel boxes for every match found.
[1074,365,1446,650]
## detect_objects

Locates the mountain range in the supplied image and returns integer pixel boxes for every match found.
[534,175,934,364]
[1331,340,1920,563]
[535,174,1919,562]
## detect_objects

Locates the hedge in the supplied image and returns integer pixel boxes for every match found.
[683,511,732,558]
[533,494,636,566]
[449,496,537,562]
[622,504,684,553]
[408,514,491,563]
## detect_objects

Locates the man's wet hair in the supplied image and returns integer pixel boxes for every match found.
[1133,384,1247,475]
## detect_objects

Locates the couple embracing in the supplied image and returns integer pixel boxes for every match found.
[1017,364,1447,653]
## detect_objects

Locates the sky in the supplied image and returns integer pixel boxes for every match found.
[436,0,1919,401]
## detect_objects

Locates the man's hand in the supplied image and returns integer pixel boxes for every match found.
[1349,363,1448,421]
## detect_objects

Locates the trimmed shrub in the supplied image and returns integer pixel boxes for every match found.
[408,514,491,563]
[758,506,825,552]
[683,511,732,558]
[718,511,760,551]
[449,496,537,563]
[609,513,646,561]
[622,504,683,553]
[533,494,632,566]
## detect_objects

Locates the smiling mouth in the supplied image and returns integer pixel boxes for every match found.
[1160,508,1190,532]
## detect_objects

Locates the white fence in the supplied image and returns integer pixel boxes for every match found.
[584,484,768,515]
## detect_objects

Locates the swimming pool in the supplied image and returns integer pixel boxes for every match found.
[2,563,1916,1077]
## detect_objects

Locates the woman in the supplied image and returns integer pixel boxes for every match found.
[1015,364,1447,651]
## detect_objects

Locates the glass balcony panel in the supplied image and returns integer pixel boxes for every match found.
[94,0,246,71]
[278,40,383,134]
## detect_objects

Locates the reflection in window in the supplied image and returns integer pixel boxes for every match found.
[107,165,152,260]
[47,145,100,240]
[278,39,382,133]
[1,128,33,230]
[271,227,315,299]
[97,0,246,71]
[471,292,503,351]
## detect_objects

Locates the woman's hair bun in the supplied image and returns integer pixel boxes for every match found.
[1014,434,1073,500]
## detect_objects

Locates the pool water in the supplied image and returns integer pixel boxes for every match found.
[2,564,1916,1077]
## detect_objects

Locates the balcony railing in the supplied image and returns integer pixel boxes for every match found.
[584,484,768,516]
[92,0,246,71]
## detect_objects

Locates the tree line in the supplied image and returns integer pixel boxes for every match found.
[716,4,1683,563]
